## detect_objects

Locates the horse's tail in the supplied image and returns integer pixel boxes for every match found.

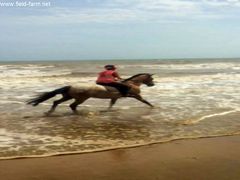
[27,86,71,106]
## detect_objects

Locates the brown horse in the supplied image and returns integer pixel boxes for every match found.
[27,73,155,114]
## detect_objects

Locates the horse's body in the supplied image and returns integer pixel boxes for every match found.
[69,84,122,99]
[27,73,155,114]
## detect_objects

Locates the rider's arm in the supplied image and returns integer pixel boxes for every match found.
[112,71,122,81]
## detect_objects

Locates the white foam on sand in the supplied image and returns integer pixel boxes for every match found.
[183,109,240,124]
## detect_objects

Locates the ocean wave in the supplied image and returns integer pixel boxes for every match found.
[119,62,240,71]
[0,64,72,78]
[0,71,72,78]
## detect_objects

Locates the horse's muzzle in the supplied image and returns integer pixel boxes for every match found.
[147,83,155,87]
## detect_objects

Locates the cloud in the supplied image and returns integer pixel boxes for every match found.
[1,0,240,24]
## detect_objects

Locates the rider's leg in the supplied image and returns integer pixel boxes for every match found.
[97,82,130,96]
[108,82,130,96]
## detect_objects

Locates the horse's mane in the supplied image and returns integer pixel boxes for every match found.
[123,73,150,82]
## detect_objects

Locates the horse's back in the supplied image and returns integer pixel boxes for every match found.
[69,83,119,98]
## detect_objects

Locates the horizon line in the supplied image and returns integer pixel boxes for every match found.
[0,57,240,63]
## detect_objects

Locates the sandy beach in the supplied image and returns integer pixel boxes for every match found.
[0,135,239,180]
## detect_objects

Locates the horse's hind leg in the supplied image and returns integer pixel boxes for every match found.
[70,98,88,114]
[46,95,72,115]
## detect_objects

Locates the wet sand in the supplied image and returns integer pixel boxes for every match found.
[0,136,239,180]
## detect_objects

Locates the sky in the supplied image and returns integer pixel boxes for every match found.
[0,0,240,61]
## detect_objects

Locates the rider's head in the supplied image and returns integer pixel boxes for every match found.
[104,65,116,70]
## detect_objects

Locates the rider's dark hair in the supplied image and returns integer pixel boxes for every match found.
[104,65,116,70]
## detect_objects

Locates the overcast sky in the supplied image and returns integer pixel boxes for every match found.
[1,0,240,61]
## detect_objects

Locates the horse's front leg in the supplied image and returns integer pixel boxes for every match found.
[131,95,154,108]
[108,98,118,110]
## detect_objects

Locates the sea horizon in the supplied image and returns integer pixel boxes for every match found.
[0,57,240,63]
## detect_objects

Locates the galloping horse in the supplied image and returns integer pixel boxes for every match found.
[27,73,155,114]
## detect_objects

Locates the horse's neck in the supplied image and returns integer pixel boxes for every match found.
[125,78,143,86]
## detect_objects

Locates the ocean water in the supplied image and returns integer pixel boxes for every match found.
[0,59,240,159]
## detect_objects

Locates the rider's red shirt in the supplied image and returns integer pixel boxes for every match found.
[96,70,119,83]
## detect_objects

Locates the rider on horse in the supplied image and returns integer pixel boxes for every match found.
[96,65,130,96]
[27,71,154,114]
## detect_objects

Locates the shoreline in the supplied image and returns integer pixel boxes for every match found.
[0,135,239,180]
[1,133,239,160]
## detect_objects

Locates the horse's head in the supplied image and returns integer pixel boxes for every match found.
[142,73,155,87]
[123,73,155,87]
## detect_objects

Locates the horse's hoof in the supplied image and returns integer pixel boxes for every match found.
[73,111,79,115]
[44,111,52,116]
